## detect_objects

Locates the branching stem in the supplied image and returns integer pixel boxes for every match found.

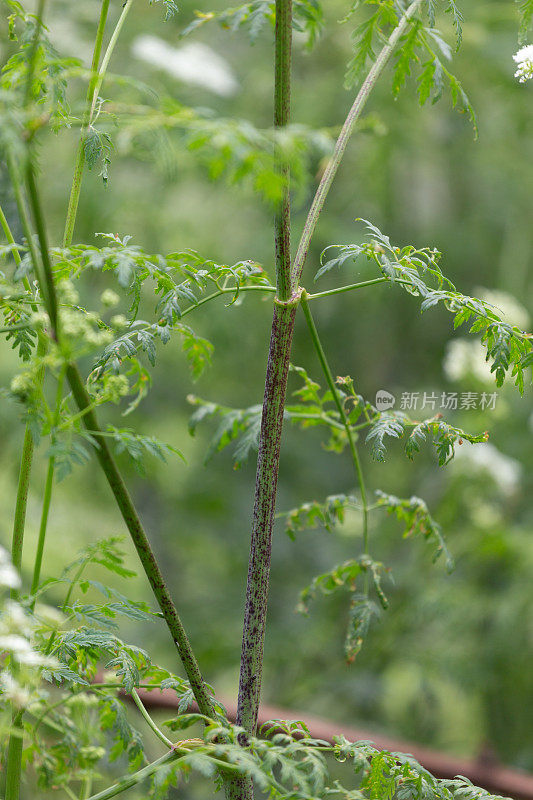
[131,688,174,748]
[291,0,424,284]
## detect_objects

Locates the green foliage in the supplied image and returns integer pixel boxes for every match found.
[375,490,454,571]
[0,1,528,798]
[106,425,184,474]
[317,220,533,392]
[516,0,533,41]
[366,411,488,464]
[92,98,335,204]
[298,556,389,660]
[342,1,398,90]
[83,126,113,185]
[150,0,180,21]
[342,1,475,134]
[281,493,359,539]
[181,0,324,48]
[188,394,263,468]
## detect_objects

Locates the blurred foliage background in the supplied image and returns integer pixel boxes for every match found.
[1,0,532,789]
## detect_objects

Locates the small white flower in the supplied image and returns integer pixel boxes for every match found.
[513,44,533,83]
[0,671,30,708]
[1,601,31,635]
[100,289,120,308]
[0,547,21,590]
[110,314,128,329]
[474,286,530,330]
[131,36,239,97]
[443,339,493,383]
[453,442,522,496]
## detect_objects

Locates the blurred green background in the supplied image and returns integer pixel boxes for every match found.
[1,0,532,791]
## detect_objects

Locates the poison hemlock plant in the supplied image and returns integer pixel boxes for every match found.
[0,1,531,799]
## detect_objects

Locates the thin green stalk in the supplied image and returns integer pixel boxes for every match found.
[131,688,174,749]
[15,63,245,800]
[236,0,295,749]
[2,191,45,800]
[30,372,64,600]
[10,425,35,599]
[0,323,32,334]
[180,284,277,318]
[5,152,47,296]
[89,0,134,120]
[13,77,218,731]
[86,750,183,800]
[81,776,93,800]
[291,0,424,284]
[307,277,390,300]
[300,292,369,555]
[25,167,59,338]
[63,0,111,248]
[0,204,23,267]
[273,0,292,301]
[4,711,24,800]
[64,364,216,718]
[306,276,415,300]
[23,0,46,106]
[62,784,79,800]
[85,748,243,800]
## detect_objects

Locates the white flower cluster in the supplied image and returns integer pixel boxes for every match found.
[0,546,21,590]
[132,36,239,97]
[443,288,530,383]
[0,548,58,707]
[452,442,522,496]
[513,45,533,83]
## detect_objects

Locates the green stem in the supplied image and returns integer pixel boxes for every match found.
[85,748,242,800]
[10,426,35,598]
[86,750,182,800]
[5,152,47,298]
[307,277,390,300]
[131,688,174,749]
[291,0,423,284]
[23,0,46,106]
[2,202,46,800]
[300,292,369,557]
[0,204,23,267]
[273,0,292,301]
[0,323,32,334]
[89,0,134,121]
[14,83,219,732]
[179,284,276,318]
[25,167,59,339]
[4,711,24,800]
[30,372,64,600]
[236,0,295,749]
[63,0,111,248]
[64,364,216,718]
[81,776,93,800]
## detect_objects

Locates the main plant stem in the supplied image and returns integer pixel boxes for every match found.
[236,0,295,746]
[237,0,424,753]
